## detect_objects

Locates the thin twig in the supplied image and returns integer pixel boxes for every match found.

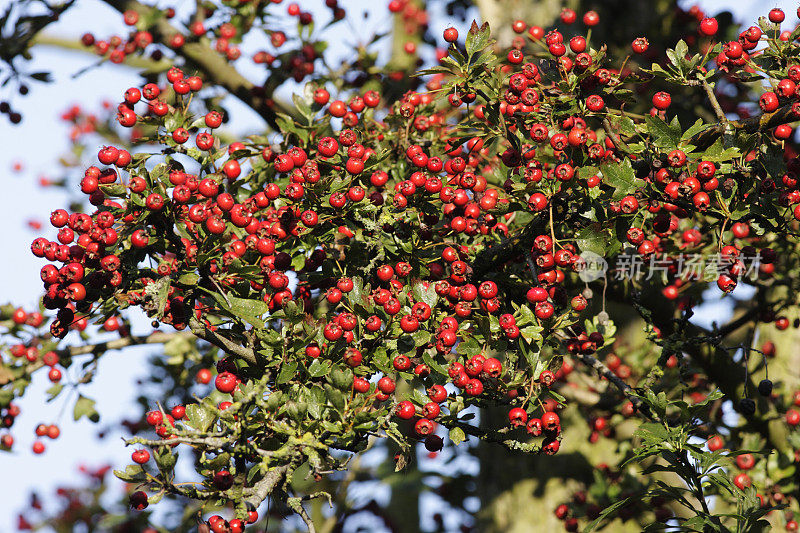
[700,76,727,124]
[572,351,658,422]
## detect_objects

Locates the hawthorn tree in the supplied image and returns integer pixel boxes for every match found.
[4,0,800,531]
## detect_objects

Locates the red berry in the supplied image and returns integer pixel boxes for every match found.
[699,17,718,36]
[542,411,560,432]
[377,376,396,394]
[132,449,151,464]
[353,377,370,394]
[768,8,785,24]
[508,407,528,427]
[443,27,458,43]
[583,11,599,26]
[631,37,649,54]
[652,91,671,110]
[396,400,415,419]
[215,371,238,394]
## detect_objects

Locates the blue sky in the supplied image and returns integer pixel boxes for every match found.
[0,0,792,530]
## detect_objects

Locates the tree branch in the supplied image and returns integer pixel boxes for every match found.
[573,351,658,422]
[288,496,317,533]
[189,316,257,365]
[64,330,195,357]
[32,34,172,71]
[243,464,290,510]
[688,100,800,150]
[700,77,727,124]
[126,434,231,448]
[0,330,195,385]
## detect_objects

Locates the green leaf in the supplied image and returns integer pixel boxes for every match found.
[45,383,63,402]
[415,66,455,77]
[412,330,431,347]
[73,394,99,423]
[681,118,708,141]
[213,293,270,328]
[325,384,346,411]
[307,386,325,418]
[579,166,600,179]
[154,446,177,473]
[275,114,309,144]
[185,403,216,432]
[465,20,492,59]
[113,464,147,483]
[608,114,637,137]
[178,272,200,285]
[412,281,438,309]
[665,40,689,76]
[583,498,631,532]
[519,325,543,342]
[456,337,482,356]
[422,350,449,376]
[0,388,14,408]
[645,63,671,78]
[307,359,331,378]
[291,92,314,123]
[349,276,369,309]
[277,361,299,384]
[646,114,681,150]
[601,159,643,199]
[699,138,740,162]
[329,368,353,391]
[449,426,466,446]
[707,472,739,496]
[519,338,542,373]
[674,40,688,61]
[144,276,171,319]
[575,224,609,256]
[635,422,669,444]
[517,303,536,327]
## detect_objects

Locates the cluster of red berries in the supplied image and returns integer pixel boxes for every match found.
[706,434,799,528]
[31,194,127,339]
[31,423,60,455]
[5,303,63,383]
[59,102,107,142]
[79,7,163,65]
[199,511,259,533]
[0,407,59,454]
[1,403,21,449]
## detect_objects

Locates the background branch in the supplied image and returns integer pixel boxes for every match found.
[101,0,283,128]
